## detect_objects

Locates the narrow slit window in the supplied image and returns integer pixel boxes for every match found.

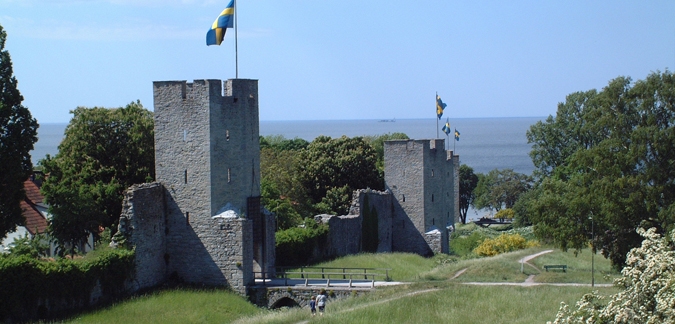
[186,212,190,225]
[431,169,434,177]
[228,168,231,183]
[402,194,405,202]
[184,170,187,184]
[432,194,434,202]
[226,130,229,141]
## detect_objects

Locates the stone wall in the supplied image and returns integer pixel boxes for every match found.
[117,182,166,291]
[249,286,362,309]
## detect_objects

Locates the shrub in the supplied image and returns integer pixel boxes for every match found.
[473,233,538,257]
[450,231,487,257]
[494,208,515,220]
[550,227,675,323]
[0,248,134,322]
[275,219,328,266]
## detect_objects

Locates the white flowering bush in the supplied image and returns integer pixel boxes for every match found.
[550,227,675,324]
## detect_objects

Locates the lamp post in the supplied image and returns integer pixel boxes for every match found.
[589,214,594,287]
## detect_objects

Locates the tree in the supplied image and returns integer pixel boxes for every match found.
[363,132,409,172]
[260,135,313,225]
[473,169,532,213]
[0,24,39,240]
[528,71,675,268]
[458,164,478,224]
[41,102,154,253]
[297,135,382,215]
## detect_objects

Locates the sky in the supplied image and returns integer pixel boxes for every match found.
[1,0,674,123]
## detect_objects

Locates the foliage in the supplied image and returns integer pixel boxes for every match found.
[275,219,329,266]
[315,184,352,216]
[458,164,479,224]
[41,102,154,254]
[0,247,134,322]
[527,71,675,268]
[473,169,533,213]
[550,228,675,323]
[494,208,515,220]
[512,185,541,227]
[450,231,487,257]
[7,233,49,258]
[297,135,382,214]
[0,24,39,240]
[259,135,312,226]
[473,233,538,257]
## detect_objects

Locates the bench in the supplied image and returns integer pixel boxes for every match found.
[543,265,567,272]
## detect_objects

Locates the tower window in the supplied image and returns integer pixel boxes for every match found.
[186,212,190,225]
[402,194,405,202]
[431,169,434,177]
[432,194,434,202]
[184,170,187,184]
[228,168,231,183]
[226,130,230,141]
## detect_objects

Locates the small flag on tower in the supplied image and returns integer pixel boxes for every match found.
[206,0,235,46]
[454,129,460,141]
[442,118,451,136]
[436,94,447,120]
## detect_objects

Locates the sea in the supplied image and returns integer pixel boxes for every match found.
[33,117,541,174]
[31,117,542,219]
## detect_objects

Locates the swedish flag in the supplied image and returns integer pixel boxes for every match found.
[206,0,235,46]
[454,129,460,141]
[442,119,451,136]
[436,94,447,119]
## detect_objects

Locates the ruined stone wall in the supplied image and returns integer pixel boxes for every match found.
[117,182,166,291]
[315,214,361,259]
[351,189,393,253]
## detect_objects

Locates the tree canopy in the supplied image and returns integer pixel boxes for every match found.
[41,102,154,253]
[0,24,39,240]
[473,169,532,213]
[297,135,382,216]
[458,164,478,224]
[527,71,675,268]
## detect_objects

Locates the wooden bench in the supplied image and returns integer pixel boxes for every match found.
[543,265,567,272]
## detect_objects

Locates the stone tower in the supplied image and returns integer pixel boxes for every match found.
[384,139,458,255]
[153,79,274,293]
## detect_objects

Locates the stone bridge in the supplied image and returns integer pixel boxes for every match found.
[247,278,390,309]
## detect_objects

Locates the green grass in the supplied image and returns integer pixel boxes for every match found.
[289,252,442,282]
[62,240,623,324]
[531,248,619,284]
[233,282,618,324]
[66,289,263,324]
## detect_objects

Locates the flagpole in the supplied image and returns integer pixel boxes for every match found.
[234,0,239,79]
[436,92,439,139]
[454,128,457,153]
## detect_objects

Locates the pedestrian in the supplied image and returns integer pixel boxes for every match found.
[316,288,327,315]
[310,295,316,316]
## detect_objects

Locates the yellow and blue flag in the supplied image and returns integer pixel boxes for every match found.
[206,0,235,46]
[442,119,451,136]
[436,94,447,119]
[454,129,460,141]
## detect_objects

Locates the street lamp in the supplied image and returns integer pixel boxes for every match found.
[589,214,594,287]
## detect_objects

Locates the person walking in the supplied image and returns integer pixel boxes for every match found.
[309,295,317,316]
[316,289,327,315]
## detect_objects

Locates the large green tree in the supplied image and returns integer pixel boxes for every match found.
[0,24,39,240]
[473,169,532,213]
[458,164,478,224]
[528,71,675,268]
[41,102,154,253]
[297,135,381,215]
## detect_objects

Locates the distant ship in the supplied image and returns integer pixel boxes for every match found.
[378,118,396,122]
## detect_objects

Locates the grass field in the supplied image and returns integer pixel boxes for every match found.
[65,247,621,324]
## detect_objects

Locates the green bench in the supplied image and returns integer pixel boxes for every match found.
[543,264,567,272]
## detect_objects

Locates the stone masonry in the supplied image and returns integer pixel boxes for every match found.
[115,79,275,296]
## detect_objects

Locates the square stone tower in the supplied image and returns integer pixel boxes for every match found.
[384,139,458,255]
[153,79,273,293]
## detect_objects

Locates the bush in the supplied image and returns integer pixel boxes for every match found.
[450,231,487,257]
[550,227,675,323]
[275,220,329,266]
[473,233,538,257]
[0,248,134,322]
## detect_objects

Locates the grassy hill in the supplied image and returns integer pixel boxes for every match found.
[66,247,619,324]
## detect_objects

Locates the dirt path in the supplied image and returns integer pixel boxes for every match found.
[295,288,440,324]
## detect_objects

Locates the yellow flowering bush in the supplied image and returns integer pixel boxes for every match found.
[473,233,538,256]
